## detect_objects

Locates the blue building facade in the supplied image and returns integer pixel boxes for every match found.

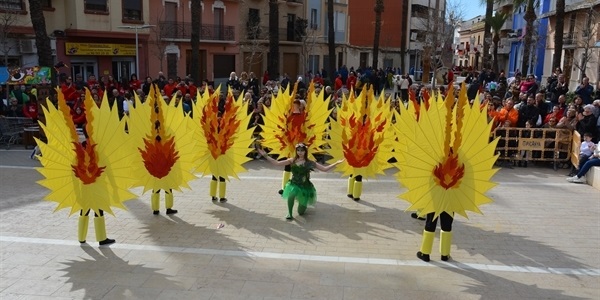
[508,0,551,81]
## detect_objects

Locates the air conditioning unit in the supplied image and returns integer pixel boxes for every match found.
[20,39,36,54]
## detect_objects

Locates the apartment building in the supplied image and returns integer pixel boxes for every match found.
[455,16,485,70]
[1,1,156,83]
[347,0,403,70]
[542,1,599,89]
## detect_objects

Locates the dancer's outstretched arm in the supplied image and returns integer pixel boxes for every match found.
[257,148,293,166]
[314,159,344,172]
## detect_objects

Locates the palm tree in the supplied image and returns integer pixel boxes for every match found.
[190,0,201,82]
[482,0,494,69]
[552,0,565,70]
[327,0,336,83]
[520,0,537,75]
[488,12,508,74]
[372,0,384,69]
[268,0,279,80]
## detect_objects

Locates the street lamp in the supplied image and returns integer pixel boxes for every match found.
[117,24,154,77]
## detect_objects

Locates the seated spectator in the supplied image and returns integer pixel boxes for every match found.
[22,95,39,121]
[570,132,596,176]
[71,105,86,128]
[556,108,578,130]
[576,104,599,141]
[567,140,600,183]
[544,105,563,125]
[5,97,24,117]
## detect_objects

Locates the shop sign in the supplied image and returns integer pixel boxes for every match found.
[65,42,135,56]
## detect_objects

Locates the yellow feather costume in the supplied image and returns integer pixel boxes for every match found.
[36,89,136,216]
[327,86,395,178]
[191,87,255,179]
[260,82,330,159]
[394,84,499,219]
[126,85,198,193]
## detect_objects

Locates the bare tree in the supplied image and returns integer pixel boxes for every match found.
[482,0,494,70]
[372,0,384,69]
[149,9,168,73]
[572,5,599,81]
[242,22,267,72]
[300,27,322,76]
[0,9,19,67]
[190,0,201,81]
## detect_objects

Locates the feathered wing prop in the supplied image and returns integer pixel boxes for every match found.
[260,82,330,160]
[394,83,500,219]
[191,86,255,180]
[126,84,198,193]
[36,88,136,216]
[327,86,395,178]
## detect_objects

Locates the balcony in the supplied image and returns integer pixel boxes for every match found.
[159,21,235,41]
[563,32,577,47]
[500,18,513,31]
[497,39,511,54]
[286,0,303,6]
[246,26,304,42]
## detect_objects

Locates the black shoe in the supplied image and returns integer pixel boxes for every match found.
[211,196,218,202]
[99,238,115,246]
[79,240,86,244]
[219,198,227,203]
[166,208,178,214]
[278,190,284,195]
[411,213,426,220]
[153,210,159,215]
[417,251,430,262]
[347,194,353,199]
[353,197,360,201]
[441,255,450,261]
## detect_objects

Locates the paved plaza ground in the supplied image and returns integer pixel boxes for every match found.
[0,148,599,299]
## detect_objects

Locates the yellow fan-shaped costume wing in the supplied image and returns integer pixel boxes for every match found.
[126,84,198,193]
[394,83,499,219]
[36,88,136,216]
[191,87,255,179]
[327,86,395,178]
[260,82,331,159]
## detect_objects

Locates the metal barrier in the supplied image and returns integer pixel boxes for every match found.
[0,117,36,149]
[492,127,573,170]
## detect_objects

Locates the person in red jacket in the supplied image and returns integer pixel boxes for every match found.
[128,74,142,93]
[334,74,343,91]
[22,95,39,121]
[61,76,78,106]
[163,78,177,98]
[71,104,86,128]
[346,72,357,91]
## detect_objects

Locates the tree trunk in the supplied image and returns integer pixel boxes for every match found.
[493,34,499,74]
[190,0,201,82]
[521,0,536,75]
[552,0,565,70]
[483,0,494,70]
[400,0,409,73]
[327,0,336,83]
[28,0,54,84]
[372,0,384,69]
[268,0,279,81]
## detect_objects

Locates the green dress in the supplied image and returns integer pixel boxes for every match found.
[281,160,317,207]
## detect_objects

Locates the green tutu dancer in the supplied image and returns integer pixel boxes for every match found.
[258,143,344,220]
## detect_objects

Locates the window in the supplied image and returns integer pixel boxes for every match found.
[310,9,318,29]
[123,0,142,21]
[0,0,25,11]
[85,0,108,12]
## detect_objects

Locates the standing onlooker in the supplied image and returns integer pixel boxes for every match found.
[548,73,569,106]
[575,77,594,104]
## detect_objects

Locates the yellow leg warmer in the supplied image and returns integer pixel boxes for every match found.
[151,191,160,211]
[419,230,435,255]
[165,191,174,209]
[440,230,453,260]
[352,181,363,199]
[210,179,218,197]
[94,216,107,242]
[282,170,291,189]
[347,176,355,195]
[78,215,89,243]
[218,181,227,198]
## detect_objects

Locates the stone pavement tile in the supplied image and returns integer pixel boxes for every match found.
[1,278,64,296]
[190,276,246,294]
[239,280,294,298]
[208,255,256,268]
[101,285,163,299]
[132,261,184,277]
[209,291,264,300]
[13,295,75,300]
[291,283,344,300]
[176,264,229,278]
[95,270,152,287]
[342,287,400,300]
[50,282,115,299]
[298,260,345,274]
[252,258,300,271]
[120,249,173,264]
[222,266,277,282]
[164,252,213,265]
[157,289,213,300]
[0,276,18,290]
[141,274,197,290]
[2,264,65,282]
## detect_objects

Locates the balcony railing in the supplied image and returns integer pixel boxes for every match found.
[563,32,576,45]
[160,21,235,41]
[246,26,304,42]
